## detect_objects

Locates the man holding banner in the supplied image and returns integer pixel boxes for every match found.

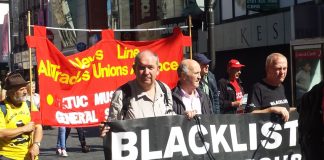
[0,73,43,160]
[172,59,213,119]
[246,53,290,122]
[100,50,174,136]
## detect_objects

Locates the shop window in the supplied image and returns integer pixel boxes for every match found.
[234,0,246,17]
[221,0,233,20]
[294,45,322,105]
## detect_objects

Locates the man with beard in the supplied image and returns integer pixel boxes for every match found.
[172,59,213,119]
[0,73,43,160]
[245,53,290,122]
[100,50,174,137]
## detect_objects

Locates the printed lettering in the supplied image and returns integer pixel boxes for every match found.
[68,49,104,69]
[56,110,98,124]
[164,127,189,158]
[189,125,209,155]
[62,95,88,109]
[111,132,138,160]
[117,44,140,59]
[141,129,162,159]
[94,91,114,105]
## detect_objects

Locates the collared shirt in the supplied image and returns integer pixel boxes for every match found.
[109,80,174,120]
[180,89,202,114]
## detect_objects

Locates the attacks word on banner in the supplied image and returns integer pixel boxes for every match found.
[26,26,191,127]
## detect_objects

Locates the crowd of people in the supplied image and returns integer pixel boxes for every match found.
[100,50,323,159]
[0,50,322,159]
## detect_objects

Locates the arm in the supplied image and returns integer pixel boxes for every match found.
[209,74,220,114]
[165,84,175,115]
[99,123,110,138]
[29,124,43,159]
[218,79,236,112]
[251,106,289,122]
[100,89,123,138]
[0,122,35,139]
[109,89,124,120]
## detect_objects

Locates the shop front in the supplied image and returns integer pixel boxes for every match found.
[290,38,324,106]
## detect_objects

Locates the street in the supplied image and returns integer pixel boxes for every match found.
[39,127,105,160]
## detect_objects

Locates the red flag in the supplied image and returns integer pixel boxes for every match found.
[27,26,191,127]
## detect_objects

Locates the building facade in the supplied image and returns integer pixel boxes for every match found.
[7,0,324,105]
[196,0,323,106]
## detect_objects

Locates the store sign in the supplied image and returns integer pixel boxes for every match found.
[214,12,290,51]
[295,49,322,59]
[246,0,279,12]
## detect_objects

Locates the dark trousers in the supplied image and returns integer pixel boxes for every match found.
[301,136,324,160]
[65,127,86,144]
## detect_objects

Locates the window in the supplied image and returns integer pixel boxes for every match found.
[293,45,322,105]
[221,0,233,20]
[235,0,246,17]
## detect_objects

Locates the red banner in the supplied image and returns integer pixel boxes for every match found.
[27,26,191,127]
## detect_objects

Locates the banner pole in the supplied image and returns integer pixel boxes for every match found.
[188,15,192,59]
[27,11,33,105]
[27,10,35,146]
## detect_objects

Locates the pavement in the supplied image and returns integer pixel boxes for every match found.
[39,126,105,160]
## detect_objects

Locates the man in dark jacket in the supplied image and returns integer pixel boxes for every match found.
[193,53,220,114]
[298,81,324,160]
[218,59,245,114]
[172,59,213,119]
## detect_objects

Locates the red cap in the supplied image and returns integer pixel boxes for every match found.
[228,59,245,68]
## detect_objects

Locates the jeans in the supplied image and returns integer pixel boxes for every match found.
[56,127,66,149]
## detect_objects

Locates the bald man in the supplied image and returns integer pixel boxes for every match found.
[246,53,290,122]
[172,59,213,119]
[100,50,174,137]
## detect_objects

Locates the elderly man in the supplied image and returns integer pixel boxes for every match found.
[193,53,220,114]
[172,59,213,119]
[246,53,290,122]
[0,73,43,160]
[100,50,174,137]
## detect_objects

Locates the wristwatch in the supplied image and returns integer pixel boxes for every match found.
[33,142,41,147]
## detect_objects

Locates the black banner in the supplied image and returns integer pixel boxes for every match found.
[104,112,301,160]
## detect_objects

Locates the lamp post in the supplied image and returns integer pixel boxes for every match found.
[204,0,216,71]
